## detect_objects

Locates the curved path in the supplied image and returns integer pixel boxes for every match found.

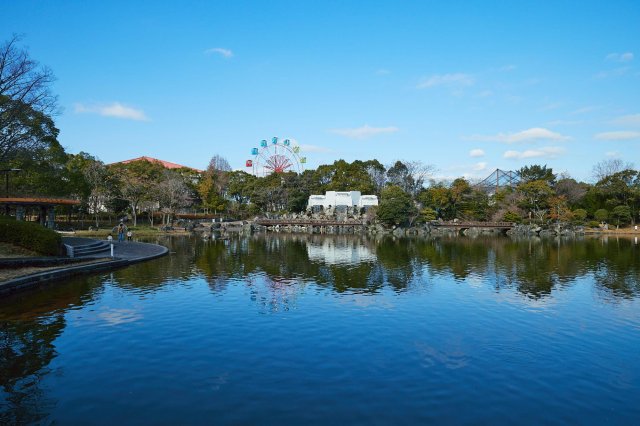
[0,238,168,295]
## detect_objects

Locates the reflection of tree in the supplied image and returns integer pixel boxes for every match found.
[0,277,100,423]
[112,236,201,290]
[189,234,640,301]
[0,316,62,424]
[194,234,391,295]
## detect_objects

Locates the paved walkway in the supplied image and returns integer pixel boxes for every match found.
[0,238,169,295]
[62,237,168,260]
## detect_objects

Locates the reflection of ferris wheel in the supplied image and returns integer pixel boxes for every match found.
[246,137,306,177]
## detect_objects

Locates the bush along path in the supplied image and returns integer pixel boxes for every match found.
[0,217,63,256]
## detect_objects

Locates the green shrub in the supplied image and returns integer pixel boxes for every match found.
[0,217,63,256]
[594,209,608,222]
[587,220,601,228]
[418,207,437,223]
[377,185,416,226]
[611,205,632,226]
[572,209,588,224]
[503,211,522,223]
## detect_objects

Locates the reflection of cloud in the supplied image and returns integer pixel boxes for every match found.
[245,274,301,314]
[207,372,230,391]
[415,341,469,370]
[340,294,395,309]
[98,308,143,326]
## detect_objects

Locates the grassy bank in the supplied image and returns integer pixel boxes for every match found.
[74,225,191,238]
[584,226,640,235]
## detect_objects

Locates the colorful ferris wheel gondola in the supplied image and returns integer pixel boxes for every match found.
[246,137,306,177]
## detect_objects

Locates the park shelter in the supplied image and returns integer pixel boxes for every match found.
[0,197,80,228]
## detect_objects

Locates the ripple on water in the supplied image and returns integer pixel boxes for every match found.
[1,235,640,424]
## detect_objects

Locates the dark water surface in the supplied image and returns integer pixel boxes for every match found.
[1,235,639,424]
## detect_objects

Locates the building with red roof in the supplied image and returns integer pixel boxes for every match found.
[112,156,204,173]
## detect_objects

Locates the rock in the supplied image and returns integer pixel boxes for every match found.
[392,227,405,237]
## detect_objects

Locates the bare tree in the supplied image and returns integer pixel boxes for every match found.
[0,35,58,163]
[84,160,109,227]
[203,154,232,198]
[158,171,192,225]
[592,159,634,183]
[208,154,232,172]
[555,175,587,205]
[366,164,386,195]
[406,161,436,194]
[387,160,435,196]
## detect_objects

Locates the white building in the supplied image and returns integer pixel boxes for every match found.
[307,191,378,210]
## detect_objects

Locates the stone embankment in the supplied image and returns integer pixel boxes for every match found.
[507,224,585,237]
[187,210,585,239]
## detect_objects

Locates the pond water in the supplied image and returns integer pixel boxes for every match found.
[1,234,639,424]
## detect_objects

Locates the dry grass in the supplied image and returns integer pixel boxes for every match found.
[0,242,40,258]
[0,258,112,282]
[584,226,640,235]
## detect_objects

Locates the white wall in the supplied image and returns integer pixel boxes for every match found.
[307,191,377,209]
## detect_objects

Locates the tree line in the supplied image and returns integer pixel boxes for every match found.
[1,36,638,228]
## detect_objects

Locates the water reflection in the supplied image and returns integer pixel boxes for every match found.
[0,277,103,423]
[180,234,640,300]
[0,234,639,423]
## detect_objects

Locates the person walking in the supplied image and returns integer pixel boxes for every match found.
[117,222,126,242]
[127,229,133,241]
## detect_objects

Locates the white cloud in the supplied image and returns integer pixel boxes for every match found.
[499,64,516,72]
[417,73,474,89]
[611,113,640,126]
[605,151,620,158]
[595,67,630,79]
[546,120,582,126]
[299,144,333,153]
[503,146,565,160]
[472,162,488,171]
[74,102,149,121]
[469,127,570,144]
[330,124,399,140]
[376,69,390,75]
[205,47,233,58]
[606,52,634,62]
[475,90,493,98]
[540,102,563,111]
[570,105,600,115]
[594,131,640,141]
[469,149,485,157]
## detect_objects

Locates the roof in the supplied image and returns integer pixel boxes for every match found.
[113,156,203,172]
[0,197,80,206]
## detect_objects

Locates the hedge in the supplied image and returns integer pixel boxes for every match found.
[0,217,63,256]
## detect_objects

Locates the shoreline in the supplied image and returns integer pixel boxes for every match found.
[0,238,169,296]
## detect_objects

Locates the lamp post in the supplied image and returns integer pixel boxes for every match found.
[1,168,22,215]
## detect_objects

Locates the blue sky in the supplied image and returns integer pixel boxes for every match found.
[2,0,639,181]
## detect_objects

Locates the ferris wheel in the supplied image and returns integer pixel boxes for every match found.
[246,137,306,177]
